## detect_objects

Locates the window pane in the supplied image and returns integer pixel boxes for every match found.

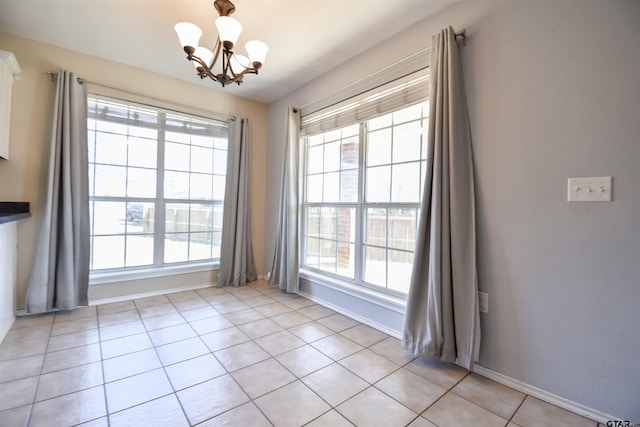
[165,131,189,144]
[319,207,336,239]
[212,175,226,201]
[190,173,213,200]
[308,134,323,147]
[212,231,222,258]
[340,170,358,203]
[324,141,340,172]
[306,207,320,237]
[368,113,392,131]
[165,142,190,171]
[305,237,320,268]
[388,208,417,251]
[319,239,336,274]
[213,149,227,174]
[213,137,227,150]
[366,165,390,203]
[307,145,324,174]
[191,146,213,174]
[96,120,127,135]
[95,132,127,166]
[307,175,323,203]
[364,246,386,287]
[129,125,157,139]
[391,162,420,202]
[323,172,339,203]
[337,208,355,243]
[128,137,157,168]
[392,121,422,163]
[127,167,156,198]
[387,250,414,294]
[92,236,125,269]
[365,208,386,246]
[189,232,213,260]
[87,130,96,163]
[190,205,213,232]
[164,234,189,263]
[342,124,359,138]
[88,164,95,198]
[94,165,126,197]
[191,134,214,148]
[93,202,126,235]
[324,129,341,142]
[393,103,422,124]
[125,235,154,267]
[165,171,189,199]
[126,202,154,232]
[166,203,189,233]
[213,205,224,231]
[337,243,355,279]
[340,138,359,170]
[367,128,392,166]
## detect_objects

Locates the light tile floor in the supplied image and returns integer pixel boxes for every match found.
[0,279,601,427]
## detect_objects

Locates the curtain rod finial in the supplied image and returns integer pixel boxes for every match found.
[455,28,467,46]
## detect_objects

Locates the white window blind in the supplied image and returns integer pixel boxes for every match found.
[89,95,228,138]
[300,71,428,136]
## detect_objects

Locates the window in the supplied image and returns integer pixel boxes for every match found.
[302,100,429,296]
[87,96,228,274]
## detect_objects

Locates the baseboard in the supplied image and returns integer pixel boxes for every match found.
[472,364,616,424]
[298,289,402,339]
[298,289,615,424]
[89,282,215,306]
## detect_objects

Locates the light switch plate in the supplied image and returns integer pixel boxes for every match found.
[567,176,613,202]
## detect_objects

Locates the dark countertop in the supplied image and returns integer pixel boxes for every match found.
[0,202,30,224]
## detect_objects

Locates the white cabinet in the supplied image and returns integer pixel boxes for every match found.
[0,221,17,342]
[0,50,21,160]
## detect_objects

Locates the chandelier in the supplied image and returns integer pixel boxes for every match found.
[174,0,268,87]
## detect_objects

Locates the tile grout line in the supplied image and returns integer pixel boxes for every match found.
[24,311,56,427]
[136,293,194,426]
[4,282,590,427]
[96,308,112,427]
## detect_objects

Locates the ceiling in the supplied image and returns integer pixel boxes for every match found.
[0,0,457,103]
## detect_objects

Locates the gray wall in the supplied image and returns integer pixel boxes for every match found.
[265,0,640,421]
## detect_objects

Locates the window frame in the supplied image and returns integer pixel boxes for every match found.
[300,100,429,298]
[87,94,229,284]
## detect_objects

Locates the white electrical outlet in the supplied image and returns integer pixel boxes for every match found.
[567,176,613,202]
[478,292,488,314]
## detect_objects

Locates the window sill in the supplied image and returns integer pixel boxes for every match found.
[90,261,219,285]
[299,268,407,314]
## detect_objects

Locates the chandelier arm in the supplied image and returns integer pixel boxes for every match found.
[211,37,223,69]
[188,52,219,82]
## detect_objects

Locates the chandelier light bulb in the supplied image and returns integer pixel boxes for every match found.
[215,16,243,49]
[192,47,214,69]
[174,22,202,51]
[230,54,250,71]
[245,40,268,68]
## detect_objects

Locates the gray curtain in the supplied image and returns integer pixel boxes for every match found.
[217,118,257,287]
[268,107,301,293]
[26,70,90,313]
[402,27,480,370]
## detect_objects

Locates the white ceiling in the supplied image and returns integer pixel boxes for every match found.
[0,0,457,103]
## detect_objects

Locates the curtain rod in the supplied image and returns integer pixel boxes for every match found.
[297,27,466,113]
[45,71,235,122]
